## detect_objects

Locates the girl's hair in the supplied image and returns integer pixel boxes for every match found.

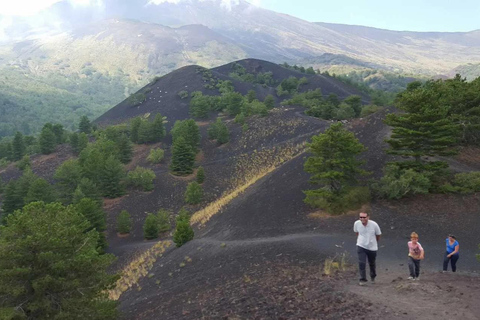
[410,232,419,238]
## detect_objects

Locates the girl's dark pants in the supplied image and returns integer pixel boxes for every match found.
[357,246,377,281]
[408,256,421,278]
[443,252,459,272]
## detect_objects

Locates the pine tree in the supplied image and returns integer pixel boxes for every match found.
[70,132,79,153]
[264,94,275,109]
[196,166,205,184]
[100,155,125,198]
[152,113,166,141]
[216,121,230,145]
[79,115,92,134]
[184,181,203,205]
[116,133,133,164]
[16,155,31,171]
[116,210,132,234]
[24,178,56,204]
[173,211,194,247]
[76,178,102,205]
[39,126,57,154]
[385,88,460,172]
[0,202,118,319]
[170,137,195,176]
[1,181,23,219]
[52,123,65,144]
[75,198,106,232]
[246,90,257,103]
[77,132,89,154]
[54,159,83,204]
[137,120,153,144]
[303,123,368,212]
[143,213,159,239]
[12,131,25,161]
[344,95,362,117]
[72,186,86,204]
[16,167,38,204]
[130,117,142,143]
[157,209,171,232]
[171,119,200,152]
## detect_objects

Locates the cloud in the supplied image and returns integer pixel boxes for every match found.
[147,0,241,11]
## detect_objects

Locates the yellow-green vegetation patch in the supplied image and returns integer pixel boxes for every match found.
[191,142,307,225]
[108,240,172,300]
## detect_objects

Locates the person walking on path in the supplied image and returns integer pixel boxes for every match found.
[443,235,459,272]
[354,212,381,286]
[407,232,424,280]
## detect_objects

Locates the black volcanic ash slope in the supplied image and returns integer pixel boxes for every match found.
[96,58,370,127]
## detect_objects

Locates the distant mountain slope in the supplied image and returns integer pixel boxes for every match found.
[4,0,480,76]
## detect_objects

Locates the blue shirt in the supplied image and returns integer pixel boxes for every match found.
[446,238,459,254]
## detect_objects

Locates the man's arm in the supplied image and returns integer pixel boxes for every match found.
[376,235,381,242]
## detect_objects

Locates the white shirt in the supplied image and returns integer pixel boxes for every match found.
[354,220,382,251]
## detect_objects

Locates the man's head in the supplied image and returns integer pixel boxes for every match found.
[359,212,369,225]
[411,232,419,244]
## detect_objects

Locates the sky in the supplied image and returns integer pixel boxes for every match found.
[1,0,479,32]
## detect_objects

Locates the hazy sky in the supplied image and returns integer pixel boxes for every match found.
[1,0,479,32]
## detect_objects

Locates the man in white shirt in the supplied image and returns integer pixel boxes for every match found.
[353,212,382,285]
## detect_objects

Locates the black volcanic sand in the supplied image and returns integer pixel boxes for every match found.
[117,108,480,319]
[96,58,369,128]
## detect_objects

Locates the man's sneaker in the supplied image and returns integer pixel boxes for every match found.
[371,278,376,284]
[407,276,414,280]
[414,277,420,281]
[359,280,367,286]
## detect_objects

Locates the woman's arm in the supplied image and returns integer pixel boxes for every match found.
[448,244,459,257]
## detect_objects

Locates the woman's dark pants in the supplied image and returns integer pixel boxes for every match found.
[443,252,459,272]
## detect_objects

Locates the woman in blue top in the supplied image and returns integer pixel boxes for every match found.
[443,234,459,272]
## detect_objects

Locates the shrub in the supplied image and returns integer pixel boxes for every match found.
[444,172,480,194]
[116,210,132,234]
[196,166,205,184]
[16,155,31,171]
[127,166,156,191]
[360,105,383,117]
[304,187,370,215]
[147,148,165,164]
[173,211,194,247]
[373,165,431,199]
[157,209,171,232]
[127,92,146,106]
[185,181,203,205]
[143,213,159,239]
[178,90,189,99]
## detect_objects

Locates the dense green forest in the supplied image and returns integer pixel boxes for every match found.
[0,66,142,138]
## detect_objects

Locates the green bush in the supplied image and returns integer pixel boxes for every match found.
[147,148,165,164]
[304,187,370,215]
[126,92,146,106]
[184,182,203,205]
[127,166,156,191]
[442,172,480,194]
[373,165,431,199]
[360,105,384,117]
[178,90,189,99]
[196,166,205,184]
[157,209,171,232]
[116,210,132,234]
[143,213,159,239]
[16,155,31,171]
[173,210,194,247]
